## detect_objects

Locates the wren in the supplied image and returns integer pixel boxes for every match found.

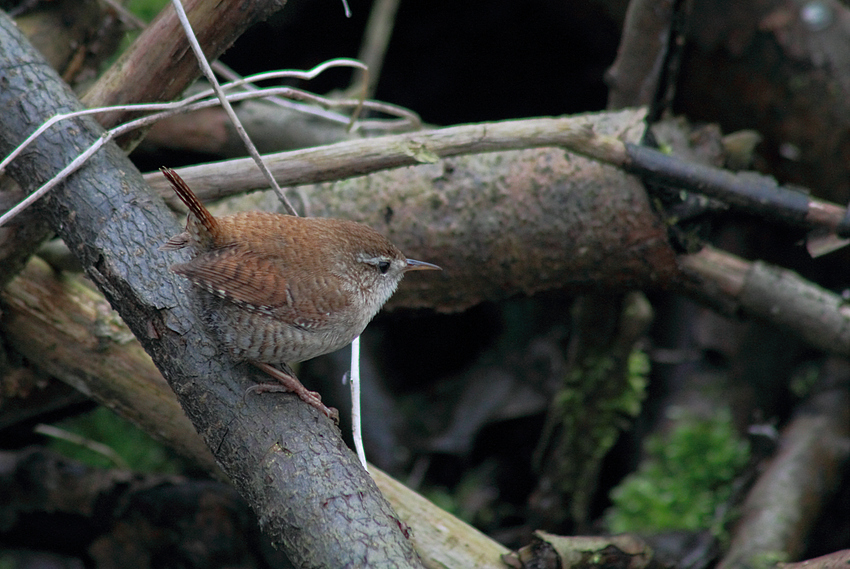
[159,167,440,419]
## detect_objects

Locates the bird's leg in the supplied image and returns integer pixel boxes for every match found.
[248,362,339,422]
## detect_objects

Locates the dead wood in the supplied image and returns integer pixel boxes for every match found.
[679,246,850,359]
[0,255,520,568]
[718,361,850,568]
[0,11,421,568]
[0,0,286,287]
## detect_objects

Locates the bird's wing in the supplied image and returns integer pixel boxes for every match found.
[171,246,351,329]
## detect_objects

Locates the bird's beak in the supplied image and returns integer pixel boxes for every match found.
[405,259,442,272]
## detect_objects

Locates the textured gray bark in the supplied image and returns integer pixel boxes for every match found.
[0,0,287,286]
[0,11,421,568]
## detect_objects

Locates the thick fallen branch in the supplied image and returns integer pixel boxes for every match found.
[2,257,218,475]
[0,11,420,568]
[4,249,848,568]
[1,256,508,568]
[80,0,286,131]
[143,116,848,238]
[146,109,681,313]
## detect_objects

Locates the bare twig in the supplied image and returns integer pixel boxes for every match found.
[212,61,349,126]
[352,0,402,99]
[623,143,849,236]
[170,0,295,215]
[100,0,147,29]
[144,114,635,202]
[606,0,677,109]
[0,65,420,228]
[33,424,130,469]
[349,335,367,470]
[142,115,848,241]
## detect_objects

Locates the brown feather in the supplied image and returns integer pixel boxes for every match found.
[171,246,352,328]
[160,167,219,249]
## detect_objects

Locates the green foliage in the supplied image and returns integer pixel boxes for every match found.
[789,362,820,399]
[606,408,750,535]
[749,551,790,568]
[126,0,169,22]
[46,406,183,473]
[112,0,169,60]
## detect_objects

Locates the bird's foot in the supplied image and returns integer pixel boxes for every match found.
[249,362,339,423]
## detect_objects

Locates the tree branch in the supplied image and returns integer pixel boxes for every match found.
[0,0,287,286]
[679,246,850,358]
[0,11,420,567]
[2,255,510,567]
[718,361,850,567]
[146,110,683,313]
[80,0,287,131]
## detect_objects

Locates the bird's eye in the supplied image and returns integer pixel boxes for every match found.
[377,260,391,274]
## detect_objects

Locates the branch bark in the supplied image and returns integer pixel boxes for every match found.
[0,0,286,286]
[0,255,516,568]
[679,246,850,358]
[0,11,421,568]
[2,257,219,475]
[6,244,850,567]
[80,0,287,131]
[141,113,847,313]
[606,0,676,109]
[146,110,682,313]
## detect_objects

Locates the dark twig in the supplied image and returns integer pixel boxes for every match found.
[623,142,848,235]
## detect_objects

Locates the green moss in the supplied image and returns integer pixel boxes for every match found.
[546,346,650,524]
[606,408,750,536]
[789,362,820,399]
[604,349,650,418]
[45,406,184,473]
[749,551,789,569]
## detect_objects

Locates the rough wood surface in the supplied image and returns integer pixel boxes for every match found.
[81,0,287,130]
[0,0,286,288]
[0,255,527,568]
[2,257,219,475]
[147,110,682,313]
[0,11,421,568]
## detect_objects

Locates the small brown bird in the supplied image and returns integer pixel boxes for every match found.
[160,167,440,419]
